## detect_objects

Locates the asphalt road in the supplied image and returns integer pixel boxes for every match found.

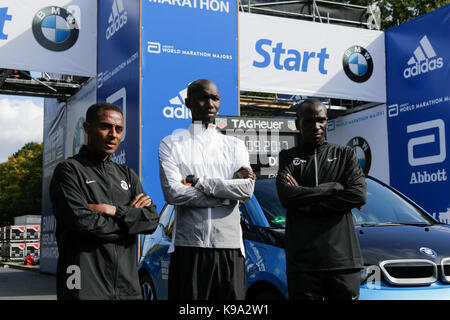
[0,265,56,300]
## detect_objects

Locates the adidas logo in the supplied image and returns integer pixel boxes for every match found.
[162,88,192,119]
[403,35,444,79]
[106,0,128,40]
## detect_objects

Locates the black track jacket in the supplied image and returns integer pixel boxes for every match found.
[276,141,366,273]
[50,146,159,300]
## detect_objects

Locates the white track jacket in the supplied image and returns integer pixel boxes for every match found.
[159,123,255,254]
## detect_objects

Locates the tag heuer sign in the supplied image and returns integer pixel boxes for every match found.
[216,118,228,129]
[216,116,298,133]
[287,120,297,131]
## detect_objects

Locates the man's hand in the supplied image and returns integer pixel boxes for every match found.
[284,174,307,212]
[233,167,256,180]
[130,193,153,208]
[88,194,151,218]
[181,175,199,187]
[88,204,116,217]
[285,173,299,186]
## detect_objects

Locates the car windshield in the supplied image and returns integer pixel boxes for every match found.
[253,177,436,228]
[352,178,436,226]
[253,179,287,228]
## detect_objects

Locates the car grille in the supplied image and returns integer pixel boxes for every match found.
[379,259,438,286]
[441,258,450,283]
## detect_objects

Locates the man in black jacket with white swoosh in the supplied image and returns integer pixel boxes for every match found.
[276,98,366,300]
[50,102,159,300]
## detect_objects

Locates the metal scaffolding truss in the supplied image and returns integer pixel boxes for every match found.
[239,92,379,120]
[0,70,87,101]
[239,0,381,30]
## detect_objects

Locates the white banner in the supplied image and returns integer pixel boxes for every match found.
[239,12,386,103]
[0,0,97,76]
[326,104,390,184]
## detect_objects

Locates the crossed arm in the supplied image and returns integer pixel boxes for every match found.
[88,193,152,217]
[158,139,255,207]
[50,163,159,241]
[276,150,366,214]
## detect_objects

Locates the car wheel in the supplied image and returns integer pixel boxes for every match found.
[140,273,157,301]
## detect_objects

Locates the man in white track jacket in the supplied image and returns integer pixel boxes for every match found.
[159,79,255,300]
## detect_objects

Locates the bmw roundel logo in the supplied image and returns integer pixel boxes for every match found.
[347,136,372,174]
[32,6,79,52]
[419,247,437,258]
[342,46,374,83]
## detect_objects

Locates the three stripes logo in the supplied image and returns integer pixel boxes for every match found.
[162,88,193,119]
[106,0,128,40]
[403,35,444,79]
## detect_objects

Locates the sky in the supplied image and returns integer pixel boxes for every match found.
[0,94,44,163]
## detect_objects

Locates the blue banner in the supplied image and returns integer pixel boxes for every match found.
[140,0,239,209]
[386,5,450,222]
[97,0,140,173]
[40,99,66,274]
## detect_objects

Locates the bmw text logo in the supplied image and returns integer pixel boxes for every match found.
[32,6,79,52]
[342,46,374,83]
[347,136,371,174]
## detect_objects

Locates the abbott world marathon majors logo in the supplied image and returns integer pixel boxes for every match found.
[403,35,444,79]
[163,88,192,119]
[32,6,79,51]
[106,0,127,40]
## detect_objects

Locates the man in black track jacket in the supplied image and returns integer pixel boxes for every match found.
[276,98,366,300]
[50,103,159,300]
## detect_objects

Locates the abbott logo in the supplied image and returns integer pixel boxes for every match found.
[147,41,160,54]
[387,104,398,117]
[407,119,446,166]
[106,0,127,40]
[163,88,192,119]
[403,35,444,79]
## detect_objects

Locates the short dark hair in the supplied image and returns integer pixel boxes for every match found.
[85,102,123,123]
[294,98,327,120]
[187,79,217,99]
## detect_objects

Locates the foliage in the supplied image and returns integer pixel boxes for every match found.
[0,142,43,225]
[333,0,449,30]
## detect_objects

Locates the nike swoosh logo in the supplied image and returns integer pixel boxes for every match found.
[327,157,338,162]
[85,180,96,184]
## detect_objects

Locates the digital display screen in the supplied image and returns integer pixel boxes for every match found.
[244,134,296,155]
[216,116,298,177]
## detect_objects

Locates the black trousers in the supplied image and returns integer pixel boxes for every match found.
[287,269,361,300]
[168,246,246,300]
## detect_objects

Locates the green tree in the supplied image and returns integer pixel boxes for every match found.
[0,142,43,225]
[333,0,449,30]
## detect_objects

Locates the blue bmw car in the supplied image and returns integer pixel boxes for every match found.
[138,176,450,300]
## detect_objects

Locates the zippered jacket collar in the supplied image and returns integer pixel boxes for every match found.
[297,140,327,155]
[76,145,113,165]
[188,122,218,136]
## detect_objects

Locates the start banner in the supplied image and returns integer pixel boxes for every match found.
[239,12,386,103]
